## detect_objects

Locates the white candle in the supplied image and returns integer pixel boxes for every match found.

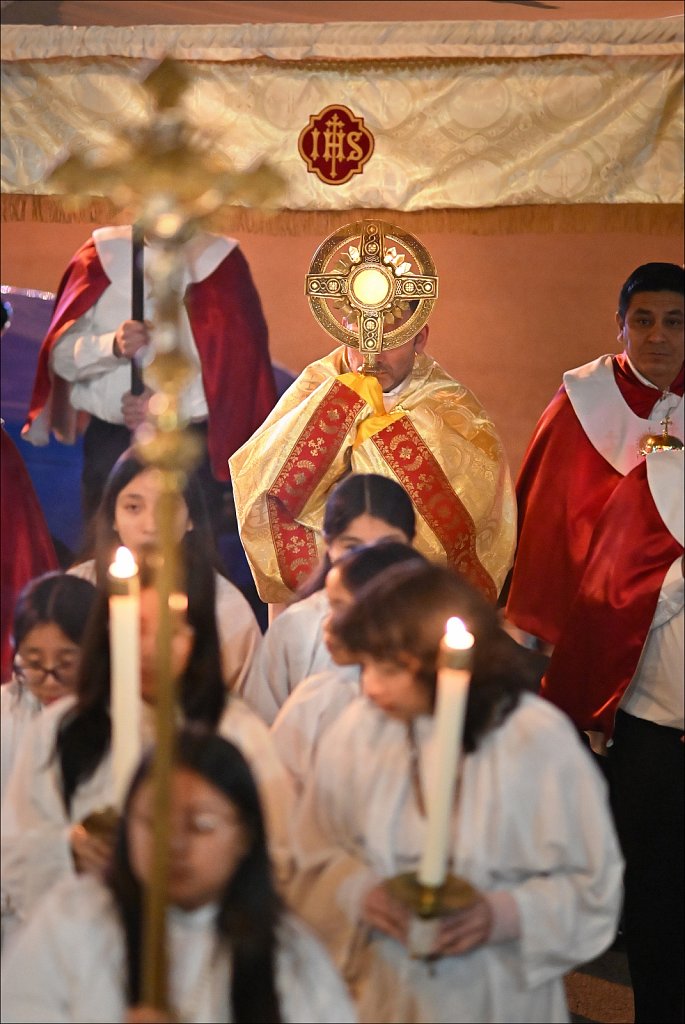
[417,616,474,889]
[108,546,142,808]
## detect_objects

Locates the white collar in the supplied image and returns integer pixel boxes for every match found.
[383,371,413,399]
[625,354,659,391]
[563,355,684,476]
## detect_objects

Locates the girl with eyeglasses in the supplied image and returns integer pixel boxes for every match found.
[1,572,97,803]
[1,552,293,949]
[1,729,355,1023]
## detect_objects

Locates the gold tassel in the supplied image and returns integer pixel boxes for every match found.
[1,193,682,237]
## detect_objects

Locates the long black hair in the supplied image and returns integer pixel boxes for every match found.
[108,728,283,1023]
[55,550,225,815]
[296,473,416,599]
[76,447,225,591]
[337,561,540,752]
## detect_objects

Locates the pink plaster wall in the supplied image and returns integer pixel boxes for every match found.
[2,220,682,476]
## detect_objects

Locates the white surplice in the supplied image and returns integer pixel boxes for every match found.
[271,664,360,797]
[0,680,41,805]
[289,693,623,1024]
[239,590,334,725]
[1,694,294,944]
[0,874,357,1024]
[69,560,263,692]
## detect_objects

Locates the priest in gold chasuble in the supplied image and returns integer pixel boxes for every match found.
[229,222,516,606]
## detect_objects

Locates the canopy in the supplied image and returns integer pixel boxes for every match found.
[2,13,682,229]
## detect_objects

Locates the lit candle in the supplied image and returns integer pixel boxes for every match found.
[417,616,474,889]
[108,546,142,808]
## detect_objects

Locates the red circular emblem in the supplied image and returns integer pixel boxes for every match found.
[298,104,374,186]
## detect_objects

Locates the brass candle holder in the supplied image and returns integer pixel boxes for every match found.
[384,871,479,959]
[79,805,120,846]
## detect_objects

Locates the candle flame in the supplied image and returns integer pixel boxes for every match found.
[110,546,138,580]
[444,616,474,651]
[168,592,189,614]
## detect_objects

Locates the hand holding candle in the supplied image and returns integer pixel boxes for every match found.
[108,546,142,808]
[417,616,474,889]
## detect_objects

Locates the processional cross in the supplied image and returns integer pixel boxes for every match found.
[48,57,282,1012]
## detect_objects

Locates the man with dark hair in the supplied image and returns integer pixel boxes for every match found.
[506,261,684,649]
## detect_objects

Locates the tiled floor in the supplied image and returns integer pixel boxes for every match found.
[566,947,633,1024]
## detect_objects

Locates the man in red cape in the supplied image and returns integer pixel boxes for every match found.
[505,262,684,648]
[542,449,683,1024]
[22,226,277,528]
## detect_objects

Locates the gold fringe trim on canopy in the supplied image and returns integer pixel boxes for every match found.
[1,194,682,237]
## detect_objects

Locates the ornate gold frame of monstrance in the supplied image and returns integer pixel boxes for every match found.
[305,221,438,373]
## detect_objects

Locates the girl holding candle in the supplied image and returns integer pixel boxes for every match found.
[69,448,262,693]
[1,552,293,940]
[289,561,623,1024]
[1,729,355,1024]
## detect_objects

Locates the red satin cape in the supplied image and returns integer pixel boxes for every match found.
[23,239,277,482]
[506,355,684,645]
[1,430,58,682]
[541,458,683,738]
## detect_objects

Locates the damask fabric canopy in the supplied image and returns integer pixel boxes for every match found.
[1,17,683,214]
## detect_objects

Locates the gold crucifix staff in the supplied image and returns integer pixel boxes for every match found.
[47,55,282,1013]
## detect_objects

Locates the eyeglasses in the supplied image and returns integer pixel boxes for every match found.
[14,658,78,688]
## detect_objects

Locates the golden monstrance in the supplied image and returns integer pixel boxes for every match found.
[305,220,438,374]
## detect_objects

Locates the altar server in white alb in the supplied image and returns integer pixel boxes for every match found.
[241,473,415,725]
[1,573,96,805]
[1,729,356,1024]
[1,556,293,945]
[69,448,262,694]
[289,561,623,1024]
[272,541,428,798]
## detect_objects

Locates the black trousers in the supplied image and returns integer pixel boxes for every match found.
[609,709,684,1024]
[81,416,233,542]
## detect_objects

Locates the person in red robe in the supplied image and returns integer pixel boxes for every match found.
[22,226,277,531]
[505,262,684,648]
[542,448,683,1024]
[1,298,58,682]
